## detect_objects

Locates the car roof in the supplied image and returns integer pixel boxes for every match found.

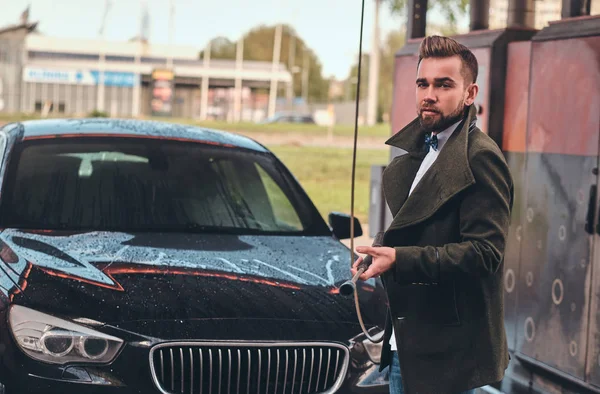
[10,118,269,152]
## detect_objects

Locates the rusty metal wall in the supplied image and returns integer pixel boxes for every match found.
[470,47,491,134]
[501,40,532,352]
[515,35,600,382]
[390,44,420,138]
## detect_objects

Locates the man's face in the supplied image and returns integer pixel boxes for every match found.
[415,55,478,133]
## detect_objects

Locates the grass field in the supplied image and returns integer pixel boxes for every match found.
[268,145,390,225]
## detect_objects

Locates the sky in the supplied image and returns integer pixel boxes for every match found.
[1,0,468,80]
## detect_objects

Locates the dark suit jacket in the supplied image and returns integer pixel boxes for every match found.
[378,105,514,394]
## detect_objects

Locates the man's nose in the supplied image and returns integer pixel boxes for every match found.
[423,86,437,102]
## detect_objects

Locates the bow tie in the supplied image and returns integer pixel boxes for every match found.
[424,133,438,151]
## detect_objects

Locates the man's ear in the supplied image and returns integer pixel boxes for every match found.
[464,83,479,106]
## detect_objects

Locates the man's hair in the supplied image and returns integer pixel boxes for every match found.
[417,35,478,85]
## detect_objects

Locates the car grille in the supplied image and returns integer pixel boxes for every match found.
[149,342,349,394]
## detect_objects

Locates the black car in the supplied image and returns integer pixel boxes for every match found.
[260,113,316,124]
[0,119,388,393]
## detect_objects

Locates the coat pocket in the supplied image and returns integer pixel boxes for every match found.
[387,280,461,326]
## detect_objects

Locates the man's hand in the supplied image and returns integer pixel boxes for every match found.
[351,246,396,280]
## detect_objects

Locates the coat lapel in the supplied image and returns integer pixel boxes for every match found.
[384,105,478,233]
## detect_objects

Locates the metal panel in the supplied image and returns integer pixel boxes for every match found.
[470,47,491,135]
[586,38,600,386]
[516,36,600,383]
[368,165,388,237]
[501,40,532,352]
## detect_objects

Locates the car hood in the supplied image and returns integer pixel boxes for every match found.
[0,229,385,338]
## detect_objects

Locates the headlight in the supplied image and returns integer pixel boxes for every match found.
[9,305,123,365]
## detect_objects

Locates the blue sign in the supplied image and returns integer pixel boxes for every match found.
[90,71,137,87]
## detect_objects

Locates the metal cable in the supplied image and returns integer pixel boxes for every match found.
[350,0,384,344]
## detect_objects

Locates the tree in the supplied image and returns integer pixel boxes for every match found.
[386,0,469,31]
[200,37,237,60]
[199,25,330,103]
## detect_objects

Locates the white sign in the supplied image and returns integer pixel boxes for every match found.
[24,67,93,85]
[23,67,137,87]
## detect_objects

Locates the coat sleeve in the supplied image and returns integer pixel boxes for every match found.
[392,148,513,284]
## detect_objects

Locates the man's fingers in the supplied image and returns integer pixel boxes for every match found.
[359,265,379,281]
[356,246,376,256]
[352,256,363,269]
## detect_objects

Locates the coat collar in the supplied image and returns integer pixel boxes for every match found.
[383,105,478,233]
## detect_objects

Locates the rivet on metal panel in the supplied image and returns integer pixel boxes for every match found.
[505,269,515,293]
[527,208,534,223]
[559,225,566,241]
[516,226,522,242]
[570,341,578,357]
[526,272,534,287]
[525,317,535,342]
[552,279,564,305]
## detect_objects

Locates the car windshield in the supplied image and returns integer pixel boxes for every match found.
[0,137,326,235]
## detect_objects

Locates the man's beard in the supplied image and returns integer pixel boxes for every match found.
[418,101,466,133]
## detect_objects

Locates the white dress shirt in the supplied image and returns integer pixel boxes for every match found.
[389,119,461,351]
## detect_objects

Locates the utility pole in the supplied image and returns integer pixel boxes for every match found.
[301,48,309,106]
[407,0,428,40]
[132,0,147,117]
[97,0,112,112]
[233,37,244,122]
[166,0,175,69]
[200,41,211,120]
[268,24,283,119]
[286,32,296,110]
[507,0,536,28]
[561,0,591,18]
[366,0,380,126]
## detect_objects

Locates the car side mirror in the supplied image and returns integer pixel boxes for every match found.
[328,212,363,240]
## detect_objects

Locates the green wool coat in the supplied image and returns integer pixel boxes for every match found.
[377,104,514,394]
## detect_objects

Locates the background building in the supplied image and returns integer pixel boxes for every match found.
[0,21,292,121]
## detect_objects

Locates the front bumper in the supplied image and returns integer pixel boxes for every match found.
[1,331,389,394]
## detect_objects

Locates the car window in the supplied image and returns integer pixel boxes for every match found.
[0,137,323,235]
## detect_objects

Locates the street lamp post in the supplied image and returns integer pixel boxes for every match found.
[268,24,283,119]
[366,0,381,126]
